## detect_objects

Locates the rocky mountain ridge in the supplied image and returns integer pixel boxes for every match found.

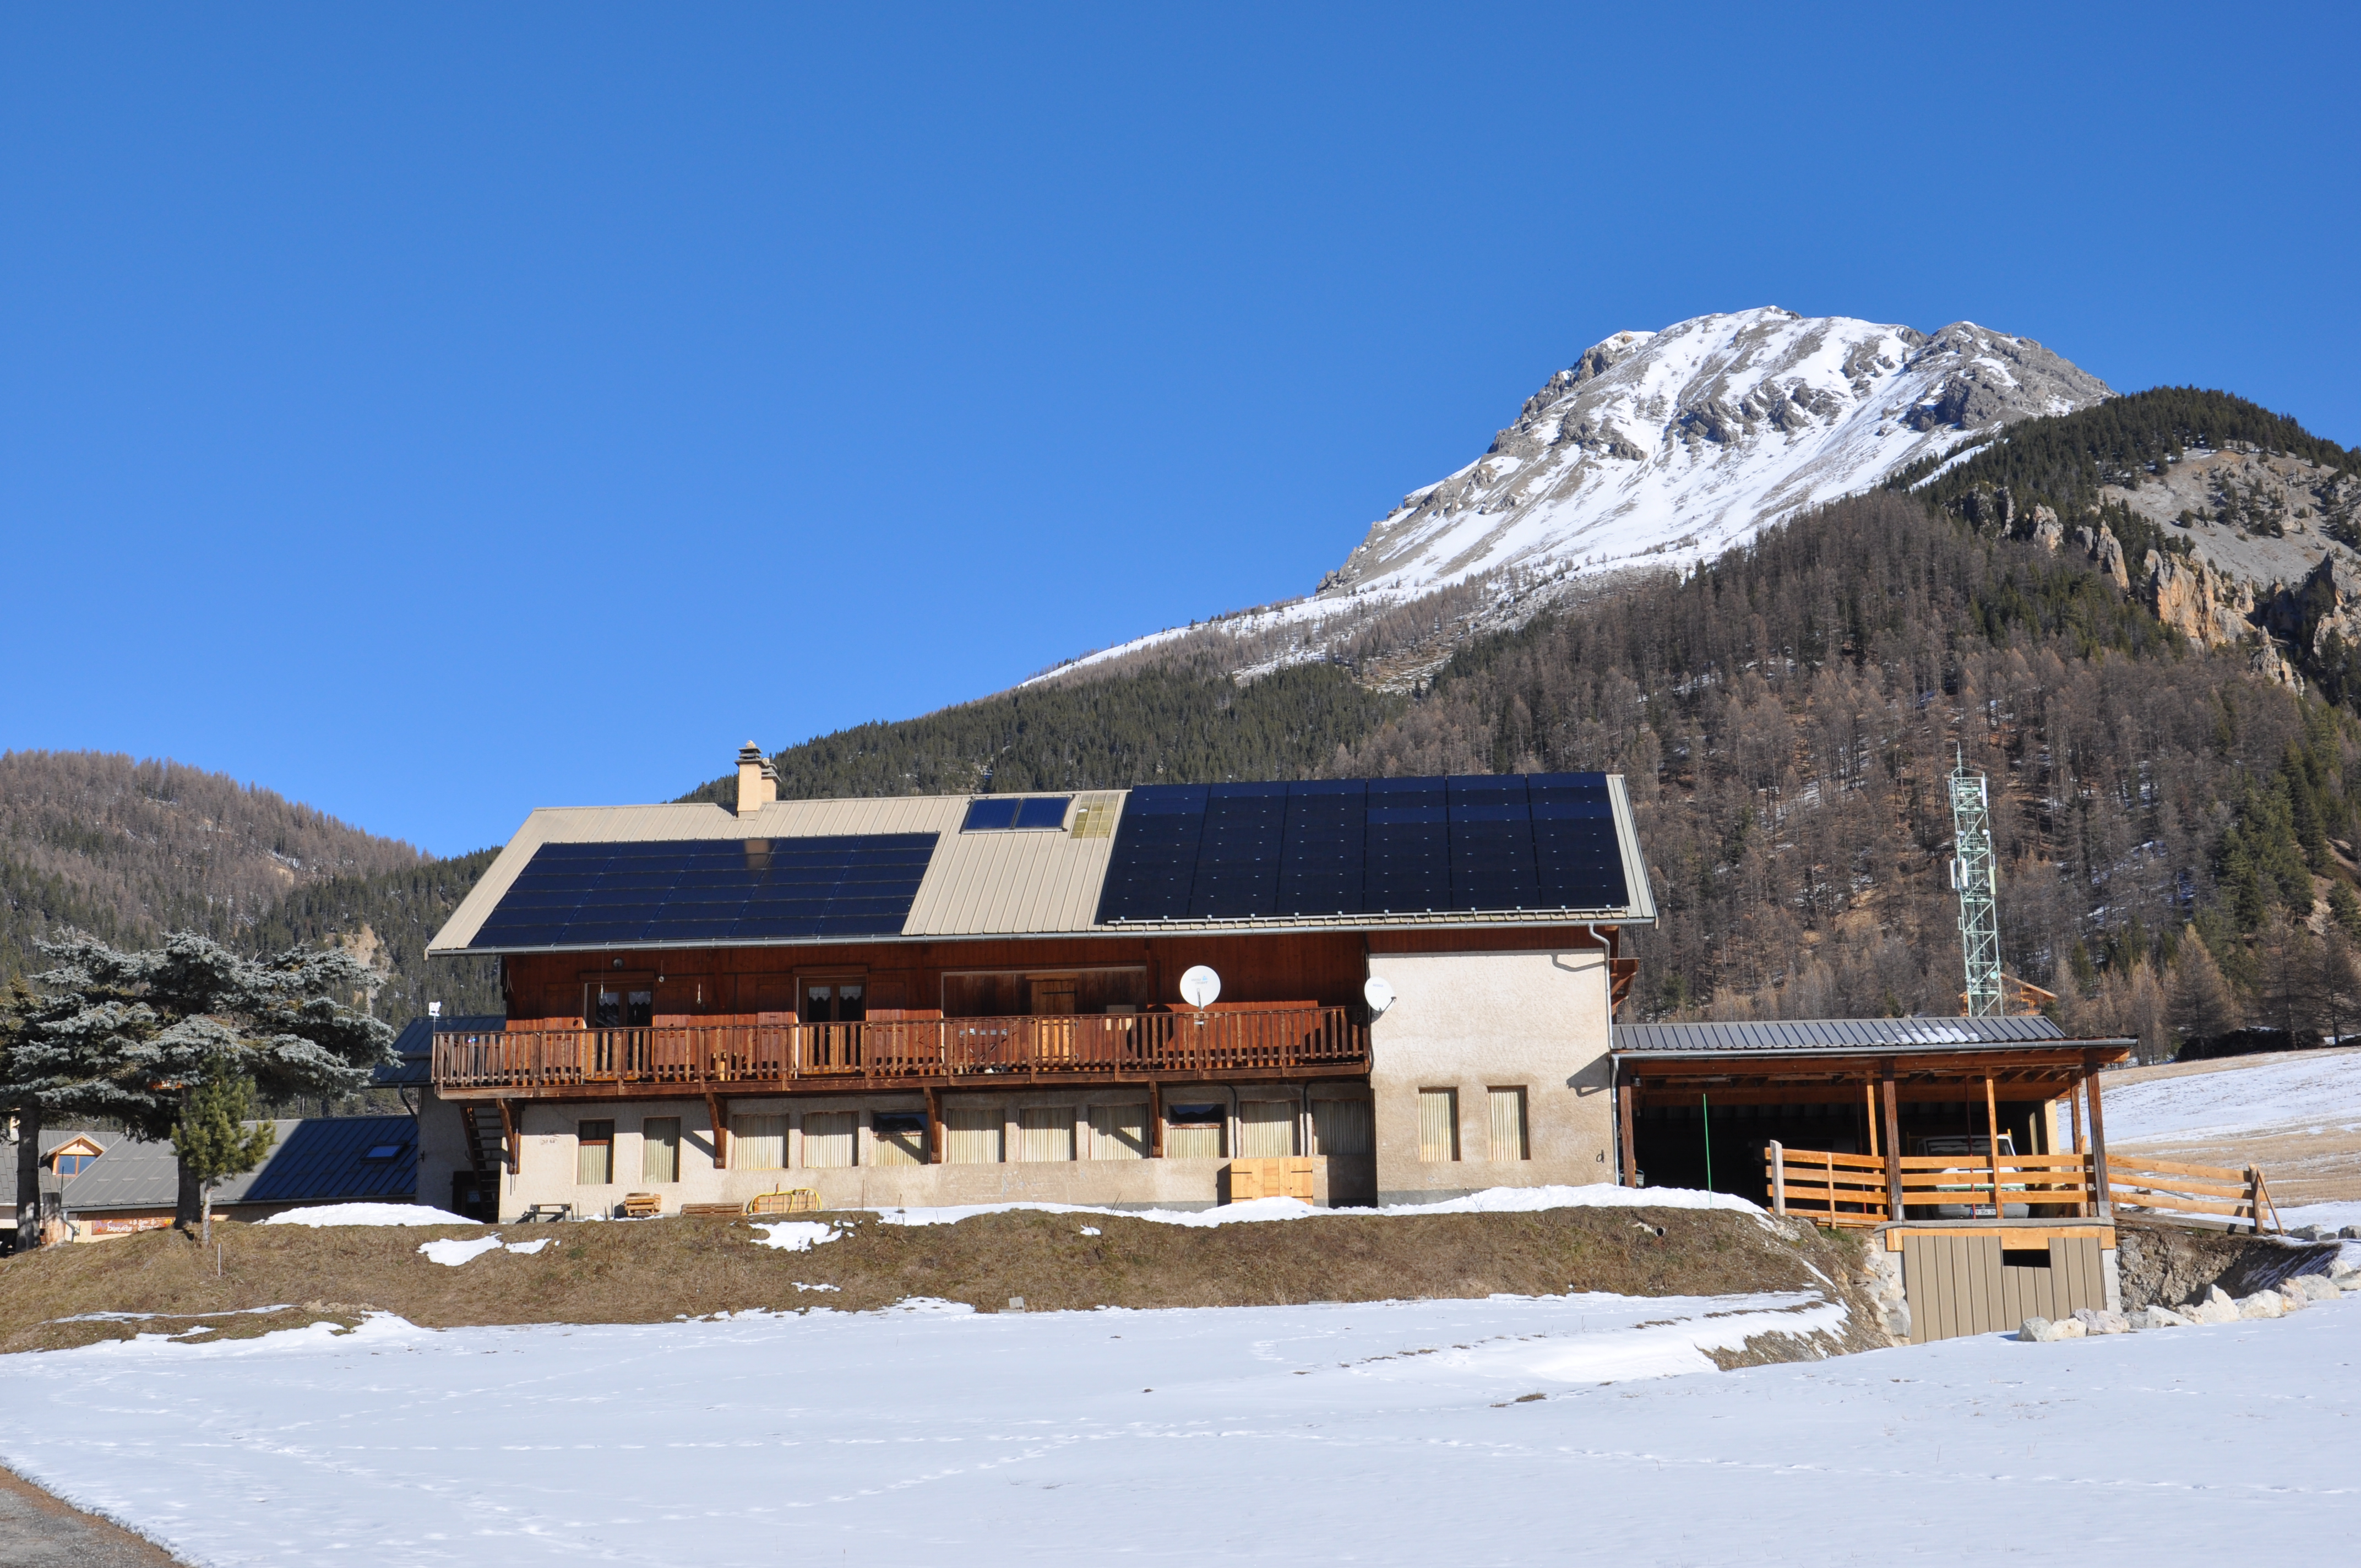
[1038,308,2111,692]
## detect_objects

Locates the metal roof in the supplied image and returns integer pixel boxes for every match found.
[1612,1015,2102,1057]
[428,775,1656,955]
[380,1015,503,1086]
[51,1117,417,1213]
[0,1129,115,1215]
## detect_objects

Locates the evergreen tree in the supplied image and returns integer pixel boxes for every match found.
[171,1070,275,1243]
[14,932,393,1228]
[2167,927,2242,1049]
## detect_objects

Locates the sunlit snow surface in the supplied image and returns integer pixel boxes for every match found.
[2103,1048,2361,1142]
[2,1292,2354,1565]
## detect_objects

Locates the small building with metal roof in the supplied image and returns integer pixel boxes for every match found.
[12,1117,420,1243]
[420,754,1656,1219]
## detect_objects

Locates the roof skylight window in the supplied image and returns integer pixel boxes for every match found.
[362,1144,406,1160]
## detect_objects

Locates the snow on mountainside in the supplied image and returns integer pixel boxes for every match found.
[1325,307,2110,595]
[1036,308,2109,688]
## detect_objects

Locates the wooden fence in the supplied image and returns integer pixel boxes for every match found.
[1764,1142,2280,1233]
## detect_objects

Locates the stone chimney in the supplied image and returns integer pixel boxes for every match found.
[736,742,776,819]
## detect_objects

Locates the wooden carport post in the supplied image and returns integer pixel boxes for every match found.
[1149,1081,1164,1158]
[1618,1072,1640,1187]
[1879,1060,1903,1222]
[706,1092,728,1172]
[2083,1050,2112,1218]
[924,1087,942,1165]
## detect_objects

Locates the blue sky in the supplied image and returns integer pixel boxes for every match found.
[6,5,2357,856]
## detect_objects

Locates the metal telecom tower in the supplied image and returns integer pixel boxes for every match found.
[1949,747,2004,1016]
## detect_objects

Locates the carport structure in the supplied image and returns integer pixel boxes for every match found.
[1608,1016,2132,1219]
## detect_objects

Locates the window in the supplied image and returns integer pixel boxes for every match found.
[1238,1099,1297,1159]
[1417,1090,1459,1162]
[52,1152,100,1178]
[1018,1107,1075,1163]
[872,1110,926,1167]
[734,1114,787,1172]
[1088,1103,1147,1160]
[642,1118,681,1183]
[960,796,1071,832]
[577,1120,615,1185]
[589,987,654,1028]
[802,1112,856,1168]
[802,982,866,1023]
[361,1144,405,1161]
[944,1107,1002,1164]
[1166,1103,1224,1160]
[1312,1099,1372,1157]
[1488,1088,1528,1162]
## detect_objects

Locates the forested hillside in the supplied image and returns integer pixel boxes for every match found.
[1340,490,2361,1049]
[0,752,500,1017]
[683,665,1403,805]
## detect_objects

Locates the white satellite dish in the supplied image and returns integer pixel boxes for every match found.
[1178,965,1222,1010]
[1362,977,1395,1017]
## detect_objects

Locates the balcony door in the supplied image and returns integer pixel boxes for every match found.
[802,981,865,1070]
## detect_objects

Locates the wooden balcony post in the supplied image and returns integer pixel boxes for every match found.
[1149,1080,1164,1159]
[706,1092,728,1172]
[1769,1139,1785,1215]
[1879,1061,1902,1222]
[924,1086,942,1166]
[496,1099,518,1177]
[1984,1076,2001,1218]
[1617,1074,1640,1187]
[2083,1050,2112,1219]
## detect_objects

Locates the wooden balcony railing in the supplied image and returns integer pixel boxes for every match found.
[1763,1143,2282,1233]
[432,1007,1369,1097]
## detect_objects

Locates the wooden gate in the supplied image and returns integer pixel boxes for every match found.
[1901,1232,2107,1343]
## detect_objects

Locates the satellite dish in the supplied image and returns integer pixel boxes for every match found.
[1363,977,1395,1017]
[1178,965,1221,1010]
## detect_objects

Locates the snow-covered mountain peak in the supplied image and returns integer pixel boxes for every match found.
[1327,308,2110,596]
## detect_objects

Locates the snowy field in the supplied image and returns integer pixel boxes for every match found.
[2103,1048,2361,1142]
[1,1287,2354,1566]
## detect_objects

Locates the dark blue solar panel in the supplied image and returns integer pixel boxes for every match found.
[1095,774,1633,923]
[469,834,937,949]
[1014,796,1072,830]
[961,798,1020,831]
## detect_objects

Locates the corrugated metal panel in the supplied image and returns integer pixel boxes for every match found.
[1488,1087,1528,1162]
[1417,1089,1458,1162]
[732,1114,787,1172]
[801,1112,856,1168]
[903,797,1125,937]
[1612,1015,2088,1057]
[945,1108,1002,1164]
[1312,1099,1371,1157]
[1087,1102,1147,1159]
[1237,1099,1296,1159]
[1016,1106,1074,1163]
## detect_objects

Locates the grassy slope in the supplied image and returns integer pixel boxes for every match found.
[0,1207,1883,1360]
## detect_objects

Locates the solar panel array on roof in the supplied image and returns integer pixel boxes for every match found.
[467,835,937,949]
[1094,774,1627,923]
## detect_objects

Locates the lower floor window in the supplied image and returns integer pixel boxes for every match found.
[803,1112,856,1168]
[1165,1103,1223,1160]
[1237,1099,1296,1158]
[1018,1106,1074,1163]
[1312,1098,1372,1156]
[945,1107,1002,1164]
[577,1120,614,1185]
[1488,1087,1528,1162]
[642,1117,681,1183]
[871,1110,926,1167]
[1417,1089,1459,1162]
[733,1114,787,1172]
[1088,1102,1147,1159]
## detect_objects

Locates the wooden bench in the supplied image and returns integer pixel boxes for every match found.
[519,1204,573,1223]
[746,1189,821,1215]
[621,1192,664,1218]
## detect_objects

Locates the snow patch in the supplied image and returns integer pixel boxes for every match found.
[417,1235,504,1267]
[263,1203,476,1227]
[751,1221,844,1251]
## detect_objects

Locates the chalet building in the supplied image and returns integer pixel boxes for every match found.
[421,756,1655,1218]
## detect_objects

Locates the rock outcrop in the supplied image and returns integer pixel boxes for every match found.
[2142,549,2257,647]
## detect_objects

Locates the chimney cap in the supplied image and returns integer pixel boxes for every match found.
[738,741,764,764]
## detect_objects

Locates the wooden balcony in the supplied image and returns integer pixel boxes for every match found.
[431,1006,1369,1101]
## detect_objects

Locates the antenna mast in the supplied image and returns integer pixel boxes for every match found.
[1949,745,2004,1017]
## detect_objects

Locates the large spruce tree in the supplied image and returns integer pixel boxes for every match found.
[7,932,393,1231]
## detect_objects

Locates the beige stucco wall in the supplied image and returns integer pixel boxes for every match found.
[435,1085,1378,1219]
[1366,946,1615,1204]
